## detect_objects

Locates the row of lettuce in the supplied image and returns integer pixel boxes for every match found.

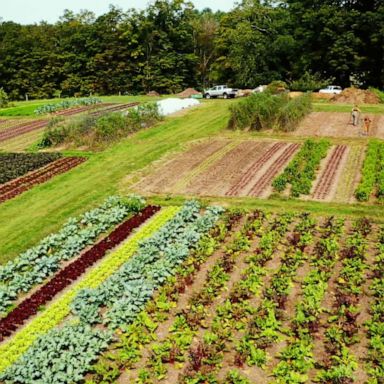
[0,197,224,383]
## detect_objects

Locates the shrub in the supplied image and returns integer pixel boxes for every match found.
[38,103,162,149]
[266,80,288,95]
[0,88,9,108]
[228,93,311,132]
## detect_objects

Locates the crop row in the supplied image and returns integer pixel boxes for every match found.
[355,140,384,201]
[0,206,178,373]
[365,226,384,382]
[86,209,244,383]
[0,203,223,383]
[34,97,101,115]
[0,156,86,204]
[0,152,62,184]
[312,144,347,200]
[0,205,159,339]
[247,143,300,196]
[173,141,240,192]
[273,217,344,383]
[179,212,297,383]
[272,139,330,197]
[317,219,371,383]
[0,119,48,142]
[0,195,145,315]
[226,142,285,196]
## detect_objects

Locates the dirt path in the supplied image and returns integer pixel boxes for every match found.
[294,112,384,139]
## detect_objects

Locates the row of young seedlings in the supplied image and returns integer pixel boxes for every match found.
[272,216,344,383]
[316,218,371,383]
[85,208,244,384]
[365,225,384,382]
[0,202,223,383]
[139,210,265,383]
[227,212,317,384]
[176,211,296,384]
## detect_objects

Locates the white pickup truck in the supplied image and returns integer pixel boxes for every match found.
[319,85,343,94]
[204,85,238,99]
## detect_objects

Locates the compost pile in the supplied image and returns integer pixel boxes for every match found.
[332,87,380,104]
[147,91,160,97]
[177,88,201,98]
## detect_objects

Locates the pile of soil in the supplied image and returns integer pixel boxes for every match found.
[177,88,201,98]
[332,87,380,104]
[147,91,160,97]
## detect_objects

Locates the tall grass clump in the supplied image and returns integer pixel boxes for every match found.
[38,103,162,150]
[228,92,311,132]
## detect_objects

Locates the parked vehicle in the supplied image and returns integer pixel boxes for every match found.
[319,85,343,94]
[204,85,238,99]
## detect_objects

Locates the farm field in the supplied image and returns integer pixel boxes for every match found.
[294,112,384,139]
[134,138,365,204]
[0,203,382,384]
[0,101,141,152]
[1,100,384,266]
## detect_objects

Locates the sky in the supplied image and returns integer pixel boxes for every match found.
[1,0,237,24]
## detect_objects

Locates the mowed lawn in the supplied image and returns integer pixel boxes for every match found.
[0,101,229,264]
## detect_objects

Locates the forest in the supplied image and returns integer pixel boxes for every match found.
[0,0,383,99]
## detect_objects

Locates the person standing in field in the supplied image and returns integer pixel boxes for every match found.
[364,116,372,136]
[351,104,361,126]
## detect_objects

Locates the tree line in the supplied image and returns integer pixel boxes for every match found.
[0,0,382,100]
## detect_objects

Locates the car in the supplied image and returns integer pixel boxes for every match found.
[319,85,343,94]
[203,85,238,99]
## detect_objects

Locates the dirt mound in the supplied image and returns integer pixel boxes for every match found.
[147,91,160,97]
[332,87,380,104]
[177,88,201,98]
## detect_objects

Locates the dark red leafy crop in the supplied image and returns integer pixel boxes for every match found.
[0,157,86,204]
[0,205,160,340]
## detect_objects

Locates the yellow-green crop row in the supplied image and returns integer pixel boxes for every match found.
[0,206,180,373]
[172,141,240,192]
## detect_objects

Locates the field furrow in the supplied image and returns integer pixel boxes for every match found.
[184,141,265,196]
[247,143,300,197]
[0,157,86,203]
[171,140,241,193]
[312,144,348,200]
[225,142,286,196]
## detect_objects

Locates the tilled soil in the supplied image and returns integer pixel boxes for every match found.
[294,112,384,138]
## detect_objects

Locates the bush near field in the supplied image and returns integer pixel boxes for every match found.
[38,103,162,150]
[228,92,312,132]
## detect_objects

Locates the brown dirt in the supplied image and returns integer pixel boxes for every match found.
[147,91,160,96]
[176,88,201,98]
[294,112,384,138]
[332,88,380,104]
[247,143,300,197]
[134,139,229,194]
[311,145,348,201]
[184,141,266,196]
[225,142,288,197]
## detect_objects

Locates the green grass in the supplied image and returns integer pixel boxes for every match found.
[147,194,384,221]
[313,102,384,114]
[0,101,228,264]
